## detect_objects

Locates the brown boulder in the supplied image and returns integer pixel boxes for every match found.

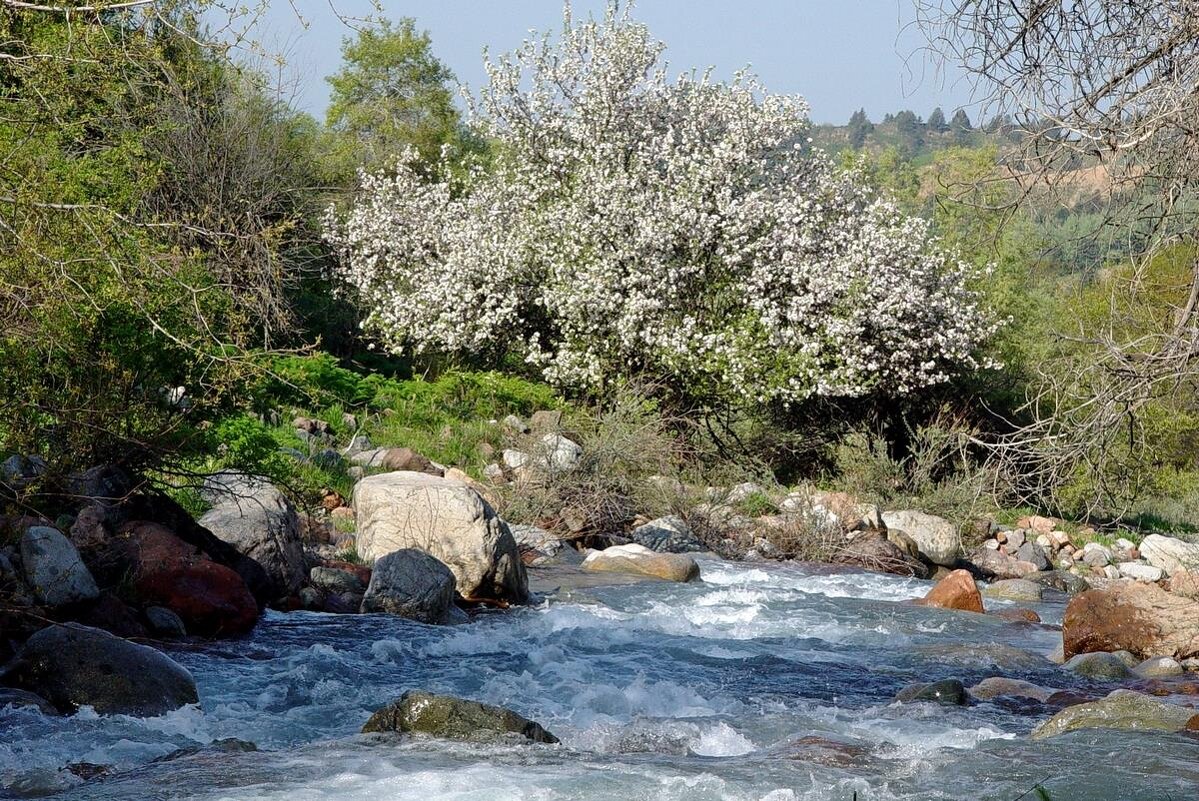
[1168,570,1199,600]
[913,569,985,613]
[1063,582,1199,661]
[993,608,1042,624]
[116,521,258,637]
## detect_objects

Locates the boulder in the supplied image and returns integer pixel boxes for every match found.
[1140,534,1199,576]
[630,516,703,553]
[838,533,929,578]
[968,677,1052,702]
[362,690,558,744]
[1134,656,1184,678]
[1063,651,1133,680]
[1081,542,1113,567]
[115,521,258,637]
[0,688,58,715]
[1031,690,1199,739]
[74,592,146,638]
[983,578,1043,603]
[350,447,443,476]
[894,679,968,706]
[881,511,960,566]
[310,566,367,595]
[967,547,1038,580]
[913,569,984,613]
[1118,561,1165,582]
[1168,570,1199,599]
[144,606,187,639]
[509,524,565,566]
[359,549,459,624]
[1028,570,1090,595]
[1015,542,1051,572]
[199,473,305,598]
[19,526,99,607]
[0,624,198,716]
[582,544,700,582]
[353,471,527,603]
[1062,582,1199,661]
[118,492,272,606]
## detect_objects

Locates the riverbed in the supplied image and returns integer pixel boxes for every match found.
[3,558,1198,800]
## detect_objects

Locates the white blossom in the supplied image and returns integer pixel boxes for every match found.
[325,1,998,404]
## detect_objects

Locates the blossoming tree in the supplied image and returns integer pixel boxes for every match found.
[326,2,997,406]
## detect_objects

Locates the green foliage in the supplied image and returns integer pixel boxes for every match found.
[325,18,463,176]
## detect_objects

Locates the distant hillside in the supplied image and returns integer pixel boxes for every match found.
[812,108,1015,162]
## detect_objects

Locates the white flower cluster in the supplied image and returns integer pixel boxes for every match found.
[325,2,997,404]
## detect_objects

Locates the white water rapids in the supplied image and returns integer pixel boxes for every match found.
[2,558,1198,800]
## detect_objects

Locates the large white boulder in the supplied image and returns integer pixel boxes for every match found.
[1140,534,1199,576]
[880,510,961,566]
[353,471,527,602]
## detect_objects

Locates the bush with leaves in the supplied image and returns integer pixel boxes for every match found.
[326,2,997,411]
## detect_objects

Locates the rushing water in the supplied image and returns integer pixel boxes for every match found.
[3,558,1199,800]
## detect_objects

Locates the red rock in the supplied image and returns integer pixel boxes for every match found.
[116,521,258,637]
[994,608,1041,624]
[914,569,985,613]
[137,560,258,637]
[1063,582,1199,661]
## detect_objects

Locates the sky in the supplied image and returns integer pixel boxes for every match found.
[251,1,979,126]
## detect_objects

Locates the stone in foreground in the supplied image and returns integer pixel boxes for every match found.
[1062,651,1133,681]
[582,544,700,582]
[353,471,527,603]
[1062,582,1199,661]
[0,624,198,716]
[1031,690,1199,739]
[362,690,558,744]
[913,569,984,613]
[359,549,459,624]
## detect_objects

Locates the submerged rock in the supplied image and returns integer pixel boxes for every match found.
[0,623,198,716]
[353,471,527,603]
[983,578,1044,603]
[914,569,984,613]
[582,544,700,582]
[0,688,59,715]
[895,678,969,705]
[1032,689,1199,739]
[362,690,558,744]
[1063,651,1133,681]
[359,549,459,624]
[968,677,1052,702]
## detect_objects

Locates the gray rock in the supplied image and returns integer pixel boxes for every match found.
[360,549,458,624]
[1140,534,1199,576]
[528,409,562,432]
[537,433,582,473]
[1004,529,1026,550]
[0,688,59,715]
[968,547,1038,580]
[967,677,1052,702]
[895,679,968,706]
[509,524,564,565]
[1032,690,1197,739]
[353,471,527,603]
[1082,542,1113,567]
[1063,651,1133,681]
[362,690,558,743]
[1133,656,1184,678]
[983,578,1044,603]
[144,606,187,639]
[1016,542,1051,571]
[1027,570,1090,595]
[1118,561,1165,582]
[0,624,198,716]
[310,566,366,595]
[881,510,960,566]
[0,454,46,489]
[501,414,529,434]
[199,472,305,598]
[630,516,703,553]
[19,526,99,607]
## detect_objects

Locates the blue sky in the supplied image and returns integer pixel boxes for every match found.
[254,1,978,125]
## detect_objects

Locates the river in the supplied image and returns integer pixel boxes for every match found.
[2,558,1198,800]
